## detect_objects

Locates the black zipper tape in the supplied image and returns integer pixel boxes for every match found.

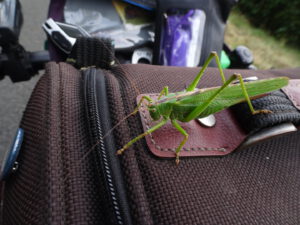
[83,68,132,225]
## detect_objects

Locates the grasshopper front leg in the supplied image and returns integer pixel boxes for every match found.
[117,119,168,155]
[131,95,154,116]
[117,86,171,155]
[158,86,169,100]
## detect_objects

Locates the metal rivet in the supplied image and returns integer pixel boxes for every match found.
[196,114,216,127]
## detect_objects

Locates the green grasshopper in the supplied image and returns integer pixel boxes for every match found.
[117,52,289,164]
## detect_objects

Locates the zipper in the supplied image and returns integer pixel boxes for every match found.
[83,68,132,225]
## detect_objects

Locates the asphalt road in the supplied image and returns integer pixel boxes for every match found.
[0,0,49,158]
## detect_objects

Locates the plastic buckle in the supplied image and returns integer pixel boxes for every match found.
[240,123,297,149]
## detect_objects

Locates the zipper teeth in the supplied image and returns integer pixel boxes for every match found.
[88,71,124,225]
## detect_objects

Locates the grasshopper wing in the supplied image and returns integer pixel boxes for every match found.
[172,77,289,121]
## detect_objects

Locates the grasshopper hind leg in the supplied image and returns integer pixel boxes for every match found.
[158,86,169,100]
[236,74,273,115]
[186,51,226,92]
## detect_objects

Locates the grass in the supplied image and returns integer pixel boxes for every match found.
[224,9,300,69]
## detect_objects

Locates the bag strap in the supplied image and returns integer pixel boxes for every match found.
[233,89,300,132]
[67,37,115,70]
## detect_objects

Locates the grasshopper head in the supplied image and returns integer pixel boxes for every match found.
[148,104,161,121]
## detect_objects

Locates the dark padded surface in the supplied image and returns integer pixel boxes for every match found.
[106,65,300,225]
[3,63,300,224]
[233,90,300,132]
[3,63,106,224]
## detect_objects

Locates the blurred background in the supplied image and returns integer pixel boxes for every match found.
[0,0,49,156]
[225,0,300,69]
[0,0,299,155]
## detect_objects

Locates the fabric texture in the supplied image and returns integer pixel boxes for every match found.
[105,65,300,225]
[3,63,106,224]
[2,62,300,224]
[233,90,300,132]
[69,37,115,70]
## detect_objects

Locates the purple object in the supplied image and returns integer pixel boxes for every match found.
[47,0,67,61]
[161,9,205,67]
[162,9,193,66]
[48,0,66,21]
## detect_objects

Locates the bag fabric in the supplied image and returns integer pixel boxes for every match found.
[2,62,300,224]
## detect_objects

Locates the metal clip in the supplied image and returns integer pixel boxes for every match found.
[240,123,297,149]
[43,18,90,54]
[43,18,76,54]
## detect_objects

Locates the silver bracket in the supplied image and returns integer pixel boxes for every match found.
[240,123,297,149]
[197,114,216,127]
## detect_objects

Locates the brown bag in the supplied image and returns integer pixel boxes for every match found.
[2,62,300,224]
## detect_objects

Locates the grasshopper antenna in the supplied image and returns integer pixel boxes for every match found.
[61,108,142,184]
[62,38,148,182]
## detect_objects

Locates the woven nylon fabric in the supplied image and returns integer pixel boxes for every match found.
[69,37,114,70]
[3,63,108,224]
[106,64,300,225]
[233,90,300,132]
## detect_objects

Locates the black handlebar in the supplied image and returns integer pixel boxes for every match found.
[0,43,50,82]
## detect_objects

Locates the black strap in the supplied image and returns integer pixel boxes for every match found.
[232,90,300,133]
[68,37,115,70]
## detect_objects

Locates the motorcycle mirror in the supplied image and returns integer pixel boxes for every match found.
[0,0,23,46]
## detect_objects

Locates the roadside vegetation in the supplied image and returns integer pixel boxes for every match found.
[225,10,300,69]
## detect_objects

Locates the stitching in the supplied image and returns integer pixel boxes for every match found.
[139,95,227,153]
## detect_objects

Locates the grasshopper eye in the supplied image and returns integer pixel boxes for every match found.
[149,106,160,121]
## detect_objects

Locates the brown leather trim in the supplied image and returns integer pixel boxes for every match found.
[137,79,300,158]
[137,94,247,158]
[282,80,300,130]
[282,80,300,111]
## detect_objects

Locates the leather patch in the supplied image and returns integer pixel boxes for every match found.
[137,94,247,158]
[282,79,300,111]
